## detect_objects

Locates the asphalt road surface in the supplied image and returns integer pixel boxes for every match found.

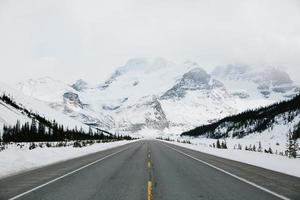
[0,140,299,200]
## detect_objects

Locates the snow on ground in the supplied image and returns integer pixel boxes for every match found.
[162,139,300,178]
[176,113,300,155]
[0,140,136,179]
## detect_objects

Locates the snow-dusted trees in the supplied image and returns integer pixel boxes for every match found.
[2,120,132,143]
[0,94,133,143]
[286,130,299,158]
[293,122,300,139]
[216,140,221,148]
[215,139,227,149]
[258,141,262,152]
[182,94,300,139]
[221,140,227,149]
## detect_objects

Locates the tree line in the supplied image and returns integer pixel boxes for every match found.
[182,94,300,139]
[0,94,132,143]
[1,119,132,143]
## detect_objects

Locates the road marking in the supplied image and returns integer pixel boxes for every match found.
[9,146,131,200]
[162,142,291,200]
[147,181,153,200]
[147,145,153,200]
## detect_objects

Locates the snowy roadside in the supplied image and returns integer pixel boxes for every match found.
[0,140,137,179]
[161,140,300,178]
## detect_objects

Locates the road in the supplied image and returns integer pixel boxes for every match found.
[0,140,299,200]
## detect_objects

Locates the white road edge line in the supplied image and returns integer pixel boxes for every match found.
[9,146,131,200]
[161,142,291,200]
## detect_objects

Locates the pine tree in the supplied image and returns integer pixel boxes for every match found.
[89,126,93,136]
[38,122,46,141]
[286,130,298,158]
[268,147,273,154]
[221,140,227,149]
[1,119,132,143]
[30,118,37,141]
[16,120,20,134]
[237,143,242,150]
[216,140,221,149]
[258,141,262,152]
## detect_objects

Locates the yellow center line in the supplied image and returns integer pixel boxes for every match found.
[147,181,153,200]
[147,147,153,200]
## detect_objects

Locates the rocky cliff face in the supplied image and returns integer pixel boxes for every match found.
[71,79,88,92]
[161,68,223,100]
[63,92,83,109]
[114,96,169,133]
[142,96,169,130]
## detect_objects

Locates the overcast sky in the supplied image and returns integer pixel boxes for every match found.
[0,0,300,84]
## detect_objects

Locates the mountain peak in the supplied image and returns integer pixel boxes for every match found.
[183,67,210,83]
[212,64,297,99]
[99,57,177,90]
[212,65,293,85]
[212,64,251,78]
[120,57,173,73]
[183,60,199,68]
[161,67,218,100]
[16,77,74,102]
[71,79,88,92]
[260,67,293,86]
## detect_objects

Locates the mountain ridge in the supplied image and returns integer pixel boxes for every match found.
[181,94,300,139]
[7,57,300,136]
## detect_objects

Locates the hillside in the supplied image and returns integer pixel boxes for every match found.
[0,81,90,132]
[182,94,300,139]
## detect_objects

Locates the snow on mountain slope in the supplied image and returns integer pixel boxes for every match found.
[0,81,89,131]
[182,94,300,139]
[0,97,31,129]
[16,77,115,131]
[14,58,240,135]
[17,77,74,102]
[212,64,299,100]
[71,79,89,92]
[98,58,191,102]
[94,58,245,135]
[12,58,299,137]
[112,95,169,133]
[159,67,241,132]
[181,94,300,161]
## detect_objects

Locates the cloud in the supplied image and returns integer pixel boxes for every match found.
[0,0,299,84]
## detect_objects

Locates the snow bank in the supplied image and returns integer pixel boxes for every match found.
[0,140,136,179]
[162,140,300,178]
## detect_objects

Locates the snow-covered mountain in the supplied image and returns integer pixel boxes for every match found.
[182,94,300,142]
[212,64,299,99]
[92,58,245,135]
[0,81,90,131]
[10,58,299,137]
[16,77,115,131]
